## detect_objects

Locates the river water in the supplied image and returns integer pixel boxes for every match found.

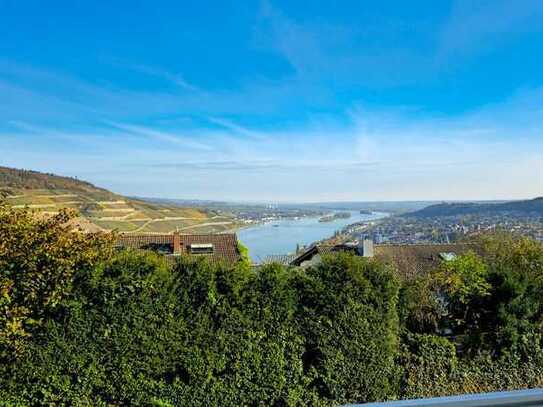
[237,210,388,262]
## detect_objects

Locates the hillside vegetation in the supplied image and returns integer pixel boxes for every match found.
[0,166,238,234]
[407,197,543,218]
[2,204,543,405]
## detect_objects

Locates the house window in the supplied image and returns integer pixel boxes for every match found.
[189,243,214,254]
[144,243,172,254]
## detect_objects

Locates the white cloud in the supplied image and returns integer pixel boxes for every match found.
[104,121,214,151]
[3,87,542,201]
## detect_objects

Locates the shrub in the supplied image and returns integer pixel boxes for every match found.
[481,234,543,355]
[0,251,180,405]
[294,254,401,404]
[0,203,114,359]
[400,334,457,398]
[402,336,543,399]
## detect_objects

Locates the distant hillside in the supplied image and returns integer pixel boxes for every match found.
[281,201,432,214]
[0,166,115,198]
[0,166,238,234]
[406,197,543,218]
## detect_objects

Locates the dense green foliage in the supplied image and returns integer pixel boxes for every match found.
[1,205,543,405]
[402,234,543,357]
[399,233,543,398]
[0,203,114,358]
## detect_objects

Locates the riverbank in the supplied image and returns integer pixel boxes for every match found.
[238,210,389,262]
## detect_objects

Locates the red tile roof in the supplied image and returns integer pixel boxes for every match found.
[116,233,241,265]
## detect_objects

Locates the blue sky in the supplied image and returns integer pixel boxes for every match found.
[1,0,542,202]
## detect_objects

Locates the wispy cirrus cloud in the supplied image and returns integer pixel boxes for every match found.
[104,121,214,151]
[140,159,381,172]
[0,59,334,128]
[6,79,543,199]
[1,1,543,201]
[108,62,201,92]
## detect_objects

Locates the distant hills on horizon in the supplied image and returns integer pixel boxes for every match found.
[140,197,527,215]
[138,197,434,214]
[2,165,541,225]
[406,197,543,218]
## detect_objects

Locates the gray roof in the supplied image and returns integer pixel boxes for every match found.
[261,253,298,265]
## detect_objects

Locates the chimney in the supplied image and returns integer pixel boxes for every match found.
[173,231,181,254]
[363,239,374,257]
[358,239,374,257]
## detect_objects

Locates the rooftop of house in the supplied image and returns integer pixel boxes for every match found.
[116,232,241,266]
[373,243,478,280]
[288,241,479,279]
[261,253,299,266]
[290,243,360,266]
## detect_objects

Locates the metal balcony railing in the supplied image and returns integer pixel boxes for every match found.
[345,388,543,407]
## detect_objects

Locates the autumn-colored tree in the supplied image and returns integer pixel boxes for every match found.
[0,202,114,358]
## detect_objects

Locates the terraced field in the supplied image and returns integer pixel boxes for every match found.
[1,167,239,234]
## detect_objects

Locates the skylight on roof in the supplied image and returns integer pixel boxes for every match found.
[189,243,214,254]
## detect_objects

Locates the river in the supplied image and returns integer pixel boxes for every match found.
[237,210,388,262]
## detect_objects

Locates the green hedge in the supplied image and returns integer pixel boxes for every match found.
[0,252,401,406]
[401,333,543,399]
